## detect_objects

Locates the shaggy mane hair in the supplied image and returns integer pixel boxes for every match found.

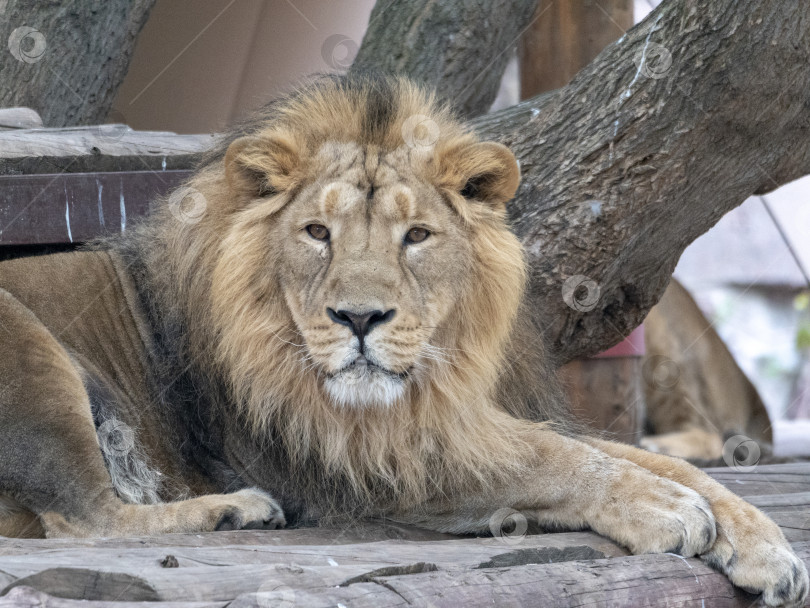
[110,73,572,517]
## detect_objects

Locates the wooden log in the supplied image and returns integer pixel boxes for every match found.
[229,543,810,608]
[0,127,210,159]
[0,128,210,175]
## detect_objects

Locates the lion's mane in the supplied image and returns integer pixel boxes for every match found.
[111,74,570,517]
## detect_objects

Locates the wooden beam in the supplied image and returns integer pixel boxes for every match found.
[0,171,190,246]
[519,0,633,97]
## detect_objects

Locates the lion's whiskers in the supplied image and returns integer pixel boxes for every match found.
[418,344,453,366]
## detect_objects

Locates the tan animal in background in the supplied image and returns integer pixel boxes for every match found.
[0,75,805,606]
[643,279,773,460]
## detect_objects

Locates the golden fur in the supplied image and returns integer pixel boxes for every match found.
[642,279,773,460]
[0,74,805,606]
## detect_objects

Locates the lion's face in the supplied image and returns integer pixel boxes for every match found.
[215,83,523,411]
[271,142,474,407]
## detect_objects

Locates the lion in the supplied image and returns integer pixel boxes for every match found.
[0,74,805,606]
[642,278,773,460]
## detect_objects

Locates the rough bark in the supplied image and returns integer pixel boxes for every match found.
[356,0,810,362]
[352,0,538,118]
[0,0,155,127]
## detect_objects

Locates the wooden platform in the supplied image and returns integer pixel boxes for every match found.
[0,463,807,607]
[1,119,808,606]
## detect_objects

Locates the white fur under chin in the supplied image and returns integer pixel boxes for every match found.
[325,364,405,408]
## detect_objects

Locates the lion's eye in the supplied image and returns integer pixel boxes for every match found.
[404,227,430,244]
[306,224,330,241]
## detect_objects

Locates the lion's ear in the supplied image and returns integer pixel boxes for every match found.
[224,133,301,200]
[439,141,520,207]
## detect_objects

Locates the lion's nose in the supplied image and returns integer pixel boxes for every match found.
[327,308,396,345]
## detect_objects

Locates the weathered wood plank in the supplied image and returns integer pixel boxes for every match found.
[704,463,810,498]
[0,534,625,578]
[0,171,190,245]
[0,128,211,160]
[747,491,810,508]
[0,129,209,176]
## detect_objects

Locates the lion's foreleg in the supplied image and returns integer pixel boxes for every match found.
[40,488,286,538]
[0,289,285,539]
[585,437,808,607]
[398,425,716,557]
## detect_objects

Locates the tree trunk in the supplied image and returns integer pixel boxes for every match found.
[356,0,810,363]
[0,0,155,127]
[352,0,538,119]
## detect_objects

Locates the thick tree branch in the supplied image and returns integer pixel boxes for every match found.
[353,0,538,118]
[0,0,155,127]
[356,0,810,362]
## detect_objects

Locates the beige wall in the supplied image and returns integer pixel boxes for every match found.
[114,0,376,134]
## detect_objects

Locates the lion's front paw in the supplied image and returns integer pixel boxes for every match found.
[701,501,808,607]
[214,488,286,531]
[591,467,716,557]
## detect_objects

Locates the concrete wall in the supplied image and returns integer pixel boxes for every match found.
[113,0,375,134]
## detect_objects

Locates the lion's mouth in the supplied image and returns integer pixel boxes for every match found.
[327,355,410,381]
[323,354,411,407]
